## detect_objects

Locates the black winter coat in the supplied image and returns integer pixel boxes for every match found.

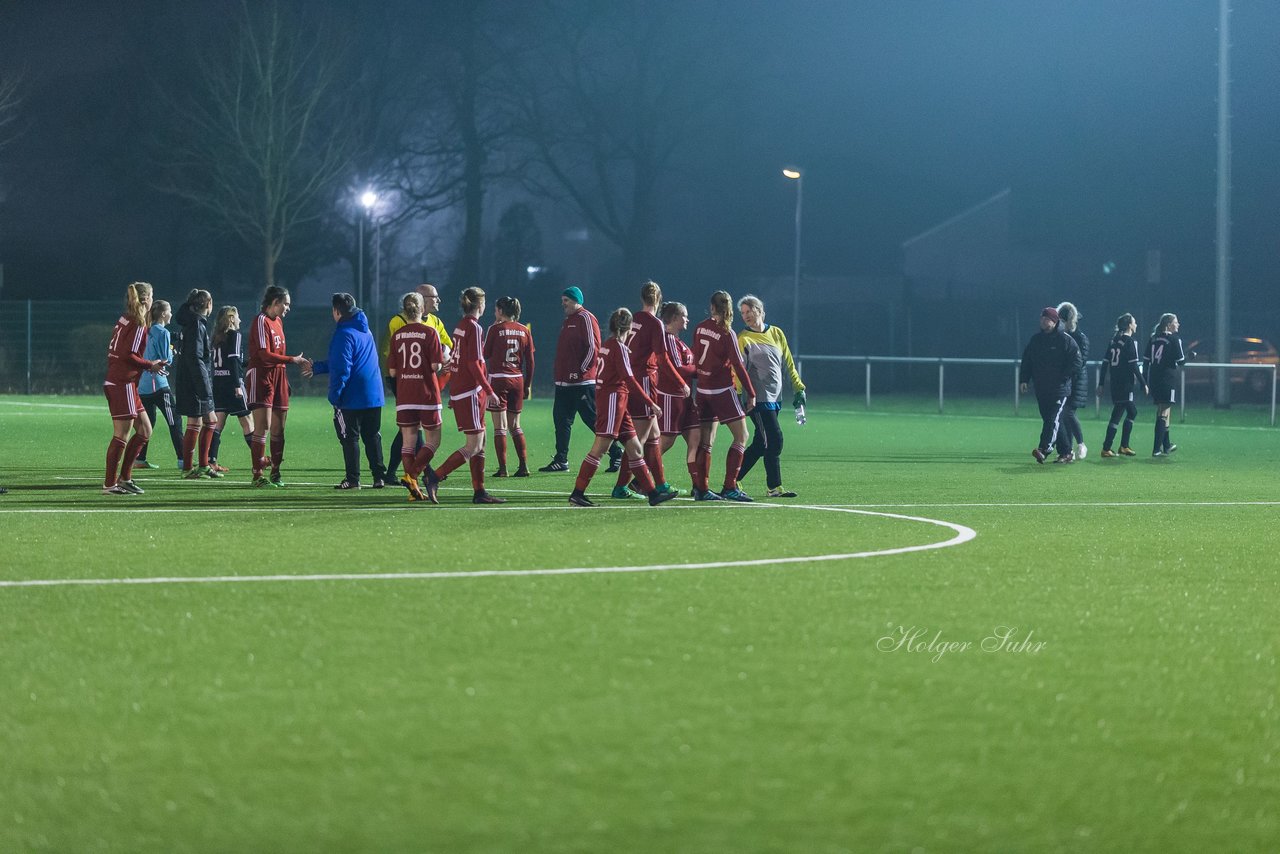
[1066,328,1089,408]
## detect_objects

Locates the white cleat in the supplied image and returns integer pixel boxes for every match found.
[1076,443,1088,460]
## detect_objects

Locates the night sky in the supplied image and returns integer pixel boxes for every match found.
[1,1,1277,329]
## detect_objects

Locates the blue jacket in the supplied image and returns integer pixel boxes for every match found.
[311,311,386,410]
[139,324,172,394]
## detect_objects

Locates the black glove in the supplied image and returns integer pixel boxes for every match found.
[792,390,806,408]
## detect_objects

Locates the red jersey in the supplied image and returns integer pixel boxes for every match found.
[247,313,293,370]
[484,321,535,382]
[693,319,755,396]
[629,309,687,393]
[552,307,601,386]
[390,322,444,406]
[447,315,493,398]
[596,338,654,406]
[658,332,696,395]
[105,316,150,384]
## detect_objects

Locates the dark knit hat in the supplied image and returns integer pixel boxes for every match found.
[1041,306,1059,323]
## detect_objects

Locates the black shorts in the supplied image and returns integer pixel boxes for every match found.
[213,377,251,417]
[1150,384,1176,406]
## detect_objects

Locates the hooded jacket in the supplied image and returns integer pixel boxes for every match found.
[1020,325,1081,399]
[311,310,386,410]
[174,300,212,395]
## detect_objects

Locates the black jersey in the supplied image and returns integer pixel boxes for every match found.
[1144,332,1186,389]
[1099,333,1144,401]
[212,331,248,414]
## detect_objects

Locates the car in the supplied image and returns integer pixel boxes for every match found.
[1184,336,1279,396]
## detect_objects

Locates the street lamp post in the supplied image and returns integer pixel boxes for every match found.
[359,190,377,310]
[783,168,803,358]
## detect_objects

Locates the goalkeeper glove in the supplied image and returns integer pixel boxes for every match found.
[792,391,806,408]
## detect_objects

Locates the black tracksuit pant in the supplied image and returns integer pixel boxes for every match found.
[1036,395,1072,456]
[739,407,784,489]
[333,407,386,485]
[139,388,184,463]
[551,384,621,464]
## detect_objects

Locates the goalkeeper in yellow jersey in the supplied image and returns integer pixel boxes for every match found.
[735,295,806,498]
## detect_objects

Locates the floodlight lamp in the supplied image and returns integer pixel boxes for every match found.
[360,191,378,209]
[782,169,801,180]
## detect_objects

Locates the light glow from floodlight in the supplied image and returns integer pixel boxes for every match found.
[782,169,801,180]
[360,190,377,209]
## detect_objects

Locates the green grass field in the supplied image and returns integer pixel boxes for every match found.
[1,394,1277,852]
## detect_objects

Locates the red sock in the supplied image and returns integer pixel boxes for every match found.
[615,456,632,487]
[630,457,656,494]
[182,426,198,470]
[436,449,468,478]
[645,438,665,485]
[723,442,745,492]
[104,437,127,487]
[198,424,214,467]
[574,454,601,492]
[270,435,284,471]
[693,444,712,492]
[401,450,417,479]
[250,436,267,476]
[511,429,527,464]
[494,431,507,469]
[120,435,145,481]
[469,453,486,491]
[413,444,437,477]
[700,443,714,487]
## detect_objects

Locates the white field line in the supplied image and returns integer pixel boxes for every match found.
[0,505,975,588]
[822,407,1279,432]
[0,400,100,410]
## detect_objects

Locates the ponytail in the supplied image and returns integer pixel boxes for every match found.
[125,282,152,326]
[710,291,732,331]
[460,286,485,314]
[609,307,633,338]
[1114,313,1134,334]
[261,285,290,312]
[640,280,662,308]
[496,295,521,321]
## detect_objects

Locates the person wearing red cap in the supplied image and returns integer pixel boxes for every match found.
[1019,307,1082,464]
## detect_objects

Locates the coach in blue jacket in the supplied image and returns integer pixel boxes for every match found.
[306,293,388,489]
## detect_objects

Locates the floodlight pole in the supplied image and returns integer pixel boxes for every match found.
[357,215,365,310]
[784,168,803,359]
[1213,0,1232,407]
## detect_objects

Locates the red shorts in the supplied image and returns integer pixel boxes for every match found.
[246,365,290,410]
[450,390,488,433]
[626,375,656,419]
[697,387,746,424]
[595,389,637,442]
[396,404,443,429]
[103,381,141,421]
[658,390,699,436]
[486,375,525,414]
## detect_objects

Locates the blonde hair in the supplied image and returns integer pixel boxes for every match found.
[640,280,662,308]
[1056,301,1080,332]
[125,282,152,326]
[710,291,733,331]
[460,286,485,314]
[402,292,424,319]
[212,306,240,347]
[609,307,633,338]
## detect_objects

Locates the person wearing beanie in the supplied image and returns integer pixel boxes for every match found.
[1019,306,1081,464]
[305,293,388,489]
[539,287,622,472]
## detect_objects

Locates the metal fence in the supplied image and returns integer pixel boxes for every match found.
[796,354,1278,426]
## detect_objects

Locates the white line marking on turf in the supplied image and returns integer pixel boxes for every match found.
[0,505,976,588]
[0,400,100,410]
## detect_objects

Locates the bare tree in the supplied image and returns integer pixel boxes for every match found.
[152,1,358,288]
[0,71,23,153]
[504,0,736,283]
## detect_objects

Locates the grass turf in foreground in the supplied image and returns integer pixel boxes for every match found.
[0,394,1277,851]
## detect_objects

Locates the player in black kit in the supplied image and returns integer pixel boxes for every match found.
[1144,313,1186,457]
[209,306,255,472]
[1096,313,1147,458]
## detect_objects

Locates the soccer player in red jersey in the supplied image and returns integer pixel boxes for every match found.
[434,287,505,504]
[619,280,687,498]
[569,308,679,508]
[692,291,756,501]
[657,301,701,491]
[388,292,446,503]
[102,281,169,495]
[244,285,308,486]
[483,296,535,478]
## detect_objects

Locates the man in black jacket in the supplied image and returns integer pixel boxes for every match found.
[1020,306,1082,464]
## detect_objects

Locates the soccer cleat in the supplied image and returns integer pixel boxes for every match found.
[1164,444,1178,455]
[1100,449,1118,458]
[270,470,284,486]
[492,467,508,478]
[693,488,724,502]
[401,476,426,502]
[605,458,622,473]
[211,463,230,473]
[1076,443,1088,459]
[205,467,224,479]
[117,480,145,495]
[1053,453,1074,464]
[513,465,530,478]
[424,468,440,504]
[611,484,645,500]
[648,488,679,506]
[569,490,596,507]
[135,460,160,470]
[1118,447,1137,456]
[538,459,569,472]
[766,487,798,498]
[334,480,360,490]
[184,465,209,480]
[656,482,680,498]
[719,488,754,502]
[372,478,386,489]
[1032,448,1047,464]
[252,475,271,487]
[472,490,506,504]
[102,484,132,496]
[1152,450,1165,458]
